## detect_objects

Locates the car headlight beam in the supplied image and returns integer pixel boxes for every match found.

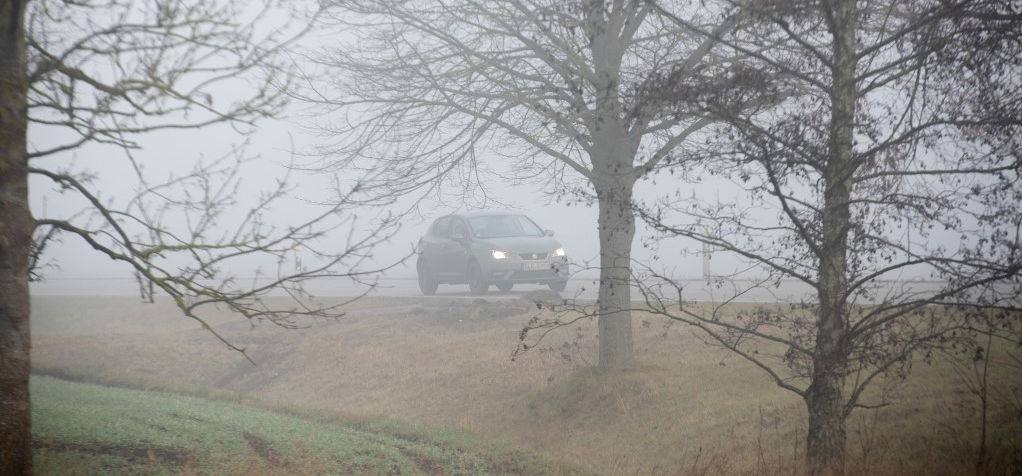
[552,248,566,257]
[491,250,510,260]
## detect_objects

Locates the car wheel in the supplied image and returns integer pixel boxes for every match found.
[417,257,438,295]
[496,282,513,293]
[468,262,488,294]
[548,280,567,292]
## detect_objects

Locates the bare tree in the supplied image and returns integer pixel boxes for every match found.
[302,0,755,369]
[1,1,402,473]
[947,330,996,475]
[630,1,1022,474]
[940,313,1022,475]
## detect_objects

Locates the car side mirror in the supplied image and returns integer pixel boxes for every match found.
[451,232,467,242]
[543,229,554,236]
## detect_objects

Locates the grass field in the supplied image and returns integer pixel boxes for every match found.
[32,375,583,475]
[31,295,1022,475]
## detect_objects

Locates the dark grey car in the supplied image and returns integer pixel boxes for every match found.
[416,211,569,295]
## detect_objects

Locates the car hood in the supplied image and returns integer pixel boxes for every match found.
[475,236,561,254]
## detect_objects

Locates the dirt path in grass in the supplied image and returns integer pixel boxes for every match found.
[33,441,192,465]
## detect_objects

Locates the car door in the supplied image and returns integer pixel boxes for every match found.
[446,218,473,278]
[433,216,468,279]
[433,217,468,278]
[420,216,451,277]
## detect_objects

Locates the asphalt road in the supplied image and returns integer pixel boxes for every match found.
[30,275,958,304]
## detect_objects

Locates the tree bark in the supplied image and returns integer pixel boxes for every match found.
[594,174,636,369]
[0,1,32,474]
[805,366,847,476]
[585,3,639,370]
[806,1,857,475]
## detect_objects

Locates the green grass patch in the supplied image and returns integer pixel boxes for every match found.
[32,375,582,475]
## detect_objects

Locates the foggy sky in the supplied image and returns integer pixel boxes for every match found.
[28,110,715,296]
[26,2,956,298]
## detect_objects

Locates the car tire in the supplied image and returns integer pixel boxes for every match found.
[496,282,513,293]
[417,257,439,295]
[548,280,567,292]
[468,262,488,294]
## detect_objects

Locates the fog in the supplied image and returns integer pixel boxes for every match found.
[27,115,955,300]
[13,1,1022,475]
[29,112,714,295]
[25,1,968,300]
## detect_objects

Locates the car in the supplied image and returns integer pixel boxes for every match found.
[416,211,569,295]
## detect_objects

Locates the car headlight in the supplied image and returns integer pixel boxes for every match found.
[552,248,565,257]
[491,250,510,260]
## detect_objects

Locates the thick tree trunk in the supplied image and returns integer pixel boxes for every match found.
[807,1,857,475]
[583,3,638,370]
[0,1,31,475]
[805,363,847,476]
[595,176,636,369]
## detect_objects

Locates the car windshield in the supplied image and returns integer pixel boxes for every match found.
[467,215,543,239]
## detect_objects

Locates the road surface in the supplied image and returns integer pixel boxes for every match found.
[31,275,959,304]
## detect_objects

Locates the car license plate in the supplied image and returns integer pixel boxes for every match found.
[524,262,549,271]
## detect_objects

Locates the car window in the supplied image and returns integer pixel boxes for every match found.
[451,219,468,238]
[432,216,452,237]
[467,215,544,238]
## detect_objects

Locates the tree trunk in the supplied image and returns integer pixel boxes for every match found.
[977,331,992,475]
[807,1,857,474]
[595,176,636,369]
[0,1,31,474]
[806,363,847,476]
[583,3,637,370]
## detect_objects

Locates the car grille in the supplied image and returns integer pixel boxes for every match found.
[519,252,547,260]
[511,269,561,279]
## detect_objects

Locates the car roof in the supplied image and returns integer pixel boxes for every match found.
[439,210,523,219]
[460,210,521,218]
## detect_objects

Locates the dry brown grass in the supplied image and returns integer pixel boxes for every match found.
[32,296,1022,475]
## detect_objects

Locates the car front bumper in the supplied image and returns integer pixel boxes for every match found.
[484,259,569,283]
